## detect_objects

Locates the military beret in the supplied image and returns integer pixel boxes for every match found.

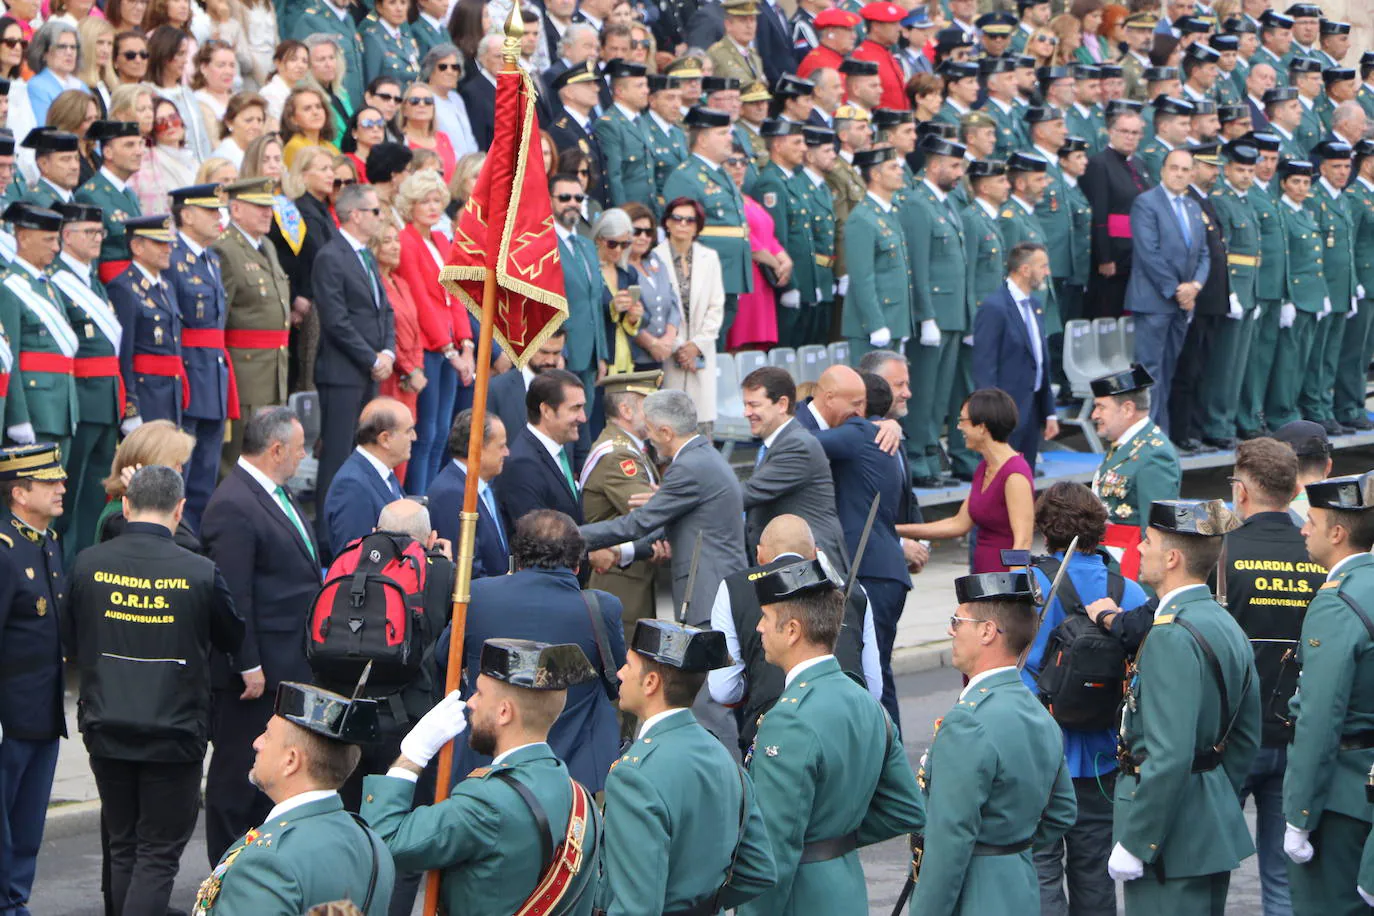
[980,55,1018,76]
[2,201,63,231]
[814,8,860,29]
[1148,499,1241,536]
[701,75,742,93]
[860,1,904,23]
[760,117,805,137]
[919,134,966,158]
[1218,103,1248,123]
[1024,105,1064,124]
[1185,43,1221,64]
[1262,86,1299,105]
[1259,10,1294,29]
[751,558,840,605]
[1322,66,1356,85]
[0,442,66,482]
[1143,66,1179,83]
[839,58,880,77]
[872,107,914,130]
[1283,2,1321,19]
[975,11,1017,35]
[954,571,1034,604]
[683,106,731,128]
[1311,139,1354,161]
[803,126,837,147]
[1245,131,1282,152]
[1320,19,1351,35]
[1288,57,1321,75]
[630,620,731,672]
[169,183,223,209]
[1210,34,1240,51]
[1222,139,1259,165]
[936,27,975,52]
[1221,16,1257,34]
[86,120,140,142]
[1072,63,1102,80]
[1305,474,1374,512]
[53,201,102,224]
[21,127,78,153]
[1277,157,1315,179]
[1153,95,1196,116]
[1098,63,1124,79]
[938,60,980,80]
[773,74,815,98]
[1036,65,1070,84]
[967,158,1008,178]
[1089,363,1154,397]
[1058,136,1090,156]
[1007,150,1049,172]
[479,638,598,690]
[604,58,646,80]
[274,682,379,744]
[1175,15,1213,34]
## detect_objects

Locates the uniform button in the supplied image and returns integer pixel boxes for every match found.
[366,794,374,803]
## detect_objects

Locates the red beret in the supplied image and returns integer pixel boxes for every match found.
[860,2,905,22]
[815,8,862,28]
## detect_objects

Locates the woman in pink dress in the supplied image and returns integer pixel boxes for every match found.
[897,388,1036,573]
[721,145,793,351]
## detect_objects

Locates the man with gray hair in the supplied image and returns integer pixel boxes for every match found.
[1329,99,1368,147]
[66,464,244,916]
[461,33,509,148]
[581,389,747,746]
[421,43,478,157]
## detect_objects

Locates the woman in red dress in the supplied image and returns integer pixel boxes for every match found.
[373,221,424,484]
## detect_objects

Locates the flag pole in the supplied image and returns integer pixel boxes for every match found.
[421,8,523,914]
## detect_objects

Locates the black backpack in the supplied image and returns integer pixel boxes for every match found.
[1033,554,1130,732]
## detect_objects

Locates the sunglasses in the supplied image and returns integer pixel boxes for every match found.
[121,49,148,60]
[630,39,651,48]
[406,96,435,106]
[333,177,357,190]
[154,114,183,130]
[357,117,385,129]
[667,213,697,223]
[602,239,630,249]
[52,43,78,52]
[1036,35,1058,44]
[371,91,400,103]
[435,62,460,72]
[632,227,654,237]
[555,192,587,202]
[724,157,747,167]
[950,614,1000,631]
[0,37,28,50]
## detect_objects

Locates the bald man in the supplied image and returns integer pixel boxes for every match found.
[321,397,418,560]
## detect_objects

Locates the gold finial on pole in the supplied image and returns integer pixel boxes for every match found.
[503,2,524,64]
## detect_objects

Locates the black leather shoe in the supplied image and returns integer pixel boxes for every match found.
[1346,415,1374,431]
[1202,436,1238,450]
[1320,419,1349,436]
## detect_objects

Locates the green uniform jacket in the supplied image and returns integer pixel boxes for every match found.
[904,181,969,330]
[1091,419,1181,530]
[1136,138,1179,187]
[1211,180,1261,309]
[984,99,1022,159]
[1308,180,1356,309]
[643,115,688,211]
[1251,178,1288,298]
[599,709,777,915]
[582,425,658,632]
[75,169,140,265]
[1032,149,1074,281]
[1121,53,1148,103]
[1274,126,1307,162]
[911,668,1077,916]
[961,200,1006,308]
[1349,177,1374,295]
[797,168,836,301]
[661,156,752,295]
[1212,73,1242,108]
[755,162,818,303]
[934,101,972,128]
[1064,178,1093,287]
[408,14,447,60]
[825,157,865,278]
[1359,85,1374,122]
[1251,47,1290,86]
[0,265,79,436]
[289,6,366,109]
[210,226,292,410]
[1296,99,1322,153]
[1284,553,1374,830]
[362,743,601,916]
[999,198,1059,335]
[1066,103,1108,155]
[51,257,119,426]
[733,123,763,193]
[1281,196,1328,312]
[1115,585,1261,876]
[360,14,419,88]
[738,657,924,916]
[595,106,657,213]
[20,179,72,209]
[842,195,914,340]
[200,794,396,915]
[706,38,766,85]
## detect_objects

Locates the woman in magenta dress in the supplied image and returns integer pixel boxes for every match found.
[721,144,793,351]
[897,388,1036,573]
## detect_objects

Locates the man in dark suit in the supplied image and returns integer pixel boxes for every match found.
[458,34,502,150]
[313,183,395,522]
[427,408,511,580]
[496,368,587,531]
[754,0,797,87]
[321,397,414,561]
[739,366,848,572]
[440,509,625,793]
[1083,106,1150,319]
[200,406,323,865]
[972,241,1060,470]
[485,326,567,448]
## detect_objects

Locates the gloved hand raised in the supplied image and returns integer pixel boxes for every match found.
[399,691,468,768]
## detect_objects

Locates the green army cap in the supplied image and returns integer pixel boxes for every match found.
[221,176,276,207]
[598,369,662,397]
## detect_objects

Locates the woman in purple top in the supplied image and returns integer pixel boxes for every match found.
[898,388,1036,573]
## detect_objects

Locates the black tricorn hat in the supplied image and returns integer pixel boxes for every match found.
[22,127,78,153]
[1024,105,1063,124]
[1210,34,1240,50]
[53,201,102,224]
[1287,57,1321,75]
[1007,150,1049,172]
[853,144,899,168]
[1098,63,1123,78]
[873,107,914,130]
[1058,136,1089,156]
[2,201,63,231]
[803,126,837,147]
[1089,363,1154,397]
[274,682,380,744]
[1322,66,1357,85]
[967,158,1008,178]
[760,117,805,137]
[938,60,979,80]
[1152,95,1196,116]
[919,134,966,158]
[751,558,840,605]
[980,55,1017,76]
[1148,499,1241,536]
[702,75,742,92]
[954,571,1034,604]
[631,620,732,671]
[1263,86,1299,105]
[1246,130,1282,152]
[1143,66,1179,83]
[1218,103,1248,123]
[773,73,816,97]
[1320,19,1351,35]
[1306,473,1374,512]
[1185,43,1221,64]
[479,638,597,690]
[604,58,647,80]
[0,129,15,156]
[917,119,958,140]
[683,106,731,129]
[86,120,140,142]
[1103,99,1143,117]
[840,57,880,77]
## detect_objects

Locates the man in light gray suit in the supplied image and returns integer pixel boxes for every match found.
[739,366,849,575]
[1125,147,1210,437]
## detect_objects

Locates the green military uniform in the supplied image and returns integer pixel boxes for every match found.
[1121,51,1151,103]
[1266,184,1326,428]
[408,12,448,60]
[1298,174,1355,425]
[1335,174,1374,426]
[962,199,1006,309]
[1200,177,1262,442]
[0,318,9,423]
[359,13,419,88]
[660,150,750,343]
[75,168,140,269]
[289,6,366,112]
[1032,146,1073,339]
[1212,71,1243,108]
[1238,175,1288,435]
[1136,137,1180,186]
[1000,194,1058,335]
[643,114,688,212]
[1358,83,1374,122]
[706,38,766,86]
[1067,102,1108,155]
[796,166,837,346]
[1284,490,1374,916]
[825,153,865,277]
[755,160,816,348]
[984,98,1022,159]
[19,179,72,209]
[0,259,79,457]
[1064,175,1094,295]
[2,174,26,205]
[1296,99,1323,153]
[1274,125,1307,161]
[1091,420,1182,531]
[732,122,764,193]
[596,105,657,213]
[843,193,912,361]
[934,100,973,128]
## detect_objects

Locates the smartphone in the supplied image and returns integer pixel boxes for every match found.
[626,284,642,304]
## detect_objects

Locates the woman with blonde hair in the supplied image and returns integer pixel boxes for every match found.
[372,220,424,463]
[1026,27,1059,69]
[444,150,482,220]
[397,81,453,182]
[195,154,236,184]
[77,17,116,112]
[209,90,266,167]
[279,85,338,169]
[107,80,154,134]
[1048,14,1083,67]
[191,38,237,144]
[96,419,202,549]
[277,144,337,388]
[45,88,101,183]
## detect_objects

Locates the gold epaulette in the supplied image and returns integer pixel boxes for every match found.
[1153,614,1175,626]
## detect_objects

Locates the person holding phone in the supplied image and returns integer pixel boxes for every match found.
[592,207,647,376]
[623,201,682,373]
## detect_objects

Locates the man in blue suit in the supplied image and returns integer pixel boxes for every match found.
[972,241,1061,470]
[427,408,511,580]
[550,173,608,448]
[321,397,415,561]
[440,509,625,792]
[1125,147,1210,437]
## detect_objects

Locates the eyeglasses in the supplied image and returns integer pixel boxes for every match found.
[72,226,107,238]
[332,177,357,190]
[555,192,586,202]
[121,49,148,60]
[724,157,747,167]
[602,239,630,249]
[950,614,1003,632]
[667,213,697,223]
[357,117,385,129]
[405,96,435,106]
[371,91,400,103]
[154,114,183,130]
[52,42,78,52]
[0,37,28,50]
[435,62,460,72]
[632,227,654,237]
[630,39,651,49]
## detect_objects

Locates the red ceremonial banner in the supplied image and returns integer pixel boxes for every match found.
[441,66,569,368]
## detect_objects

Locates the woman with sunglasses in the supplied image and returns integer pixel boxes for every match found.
[622,201,680,373]
[105,0,148,33]
[723,142,790,352]
[192,39,237,144]
[340,105,386,183]
[259,40,308,131]
[1026,28,1059,70]
[129,95,195,212]
[111,30,147,85]
[591,207,646,376]
[280,85,338,169]
[149,25,213,159]
[0,17,36,186]
[210,90,266,168]
[76,18,115,115]
[394,168,474,492]
[27,21,87,127]
[656,196,725,438]
[397,82,453,182]
[422,43,477,160]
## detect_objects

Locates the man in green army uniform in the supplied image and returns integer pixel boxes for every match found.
[1298,140,1357,436]
[796,127,838,347]
[1289,58,1325,152]
[1068,65,1108,154]
[1211,36,1246,108]
[1237,131,1287,438]
[362,639,602,916]
[360,1,419,88]
[900,135,969,486]
[598,620,776,914]
[962,159,1009,309]
[1255,11,1296,88]
[643,75,688,212]
[1265,86,1308,159]
[707,0,766,86]
[1089,365,1182,532]
[1266,158,1327,429]
[76,120,143,282]
[911,571,1077,916]
[212,177,292,474]
[1283,472,1374,916]
[1137,96,1196,185]
[934,61,980,128]
[1119,13,1157,103]
[18,128,79,208]
[1058,137,1095,339]
[754,119,815,348]
[980,57,1023,159]
[1201,139,1264,447]
[842,145,912,369]
[1317,68,1358,137]
[734,82,770,178]
[1026,107,1073,368]
[196,682,395,914]
[1110,499,1260,914]
[0,203,77,456]
[738,559,924,916]
[289,0,366,112]
[1335,139,1374,430]
[825,104,868,274]
[596,60,656,213]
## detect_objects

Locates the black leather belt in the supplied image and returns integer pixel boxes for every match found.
[1339,732,1374,751]
[972,840,1033,856]
[1119,748,1222,777]
[799,831,859,864]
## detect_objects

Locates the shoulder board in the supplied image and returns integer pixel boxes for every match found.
[1320,580,1341,590]
[0,532,11,548]
[1001,209,1015,219]
[1153,614,1175,625]
[467,767,492,779]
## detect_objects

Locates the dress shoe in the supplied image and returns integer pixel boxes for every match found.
[1346,415,1374,431]
[1174,438,1204,453]
[913,476,946,489]
[1202,436,1238,450]
[1320,419,1349,436]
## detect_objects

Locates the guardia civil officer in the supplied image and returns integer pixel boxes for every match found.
[1283,471,1374,916]
[197,682,396,914]
[597,620,777,915]
[912,571,1077,916]
[1110,499,1261,915]
[63,465,243,916]
[1089,364,1182,537]
[362,640,603,916]
[737,559,924,916]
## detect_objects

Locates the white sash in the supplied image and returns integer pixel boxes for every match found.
[51,269,121,351]
[578,437,656,488]
[0,229,15,263]
[5,273,79,357]
[0,328,11,372]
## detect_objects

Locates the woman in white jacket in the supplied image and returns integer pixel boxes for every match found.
[657,196,725,437]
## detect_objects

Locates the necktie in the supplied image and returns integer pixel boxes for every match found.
[1019,298,1044,384]
[387,472,404,499]
[557,448,578,498]
[755,443,768,468]
[1174,196,1193,248]
[360,249,382,307]
[481,486,507,552]
[274,485,317,561]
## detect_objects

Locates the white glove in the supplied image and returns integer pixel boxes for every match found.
[1358,284,1367,300]
[1227,293,1243,320]
[399,691,468,768]
[6,422,34,445]
[1350,298,1359,318]
[836,275,849,297]
[868,326,892,347]
[779,289,801,309]
[919,319,940,347]
[1360,886,1374,907]
[1107,843,1144,881]
[1283,824,1313,864]
[1280,303,1297,329]
[1250,305,1261,321]
[119,416,143,437]
[1318,297,1332,321]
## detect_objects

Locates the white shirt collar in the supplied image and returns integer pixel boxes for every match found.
[1272,123,1294,141]
[1007,278,1031,302]
[264,789,338,824]
[671,434,701,462]
[1359,176,1374,192]
[379,18,401,39]
[866,190,894,213]
[233,222,262,249]
[1034,145,1059,165]
[134,261,162,287]
[1114,415,1150,448]
[527,423,569,465]
[944,98,969,115]
[975,197,999,218]
[784,653,834,688]
[354,445,393,483]
[1281,194,1304,212]
[340,228,368,252]
[762,416,793,448]
[636,707,688,739]
[419,10,443,29]
[554,222,577,243]
[1012,194,1034,214]
[614,101,639,120]
[922,177,947,202]
[492,741,549,765]
[1155,582,1209,616]
[39,178,73,202]
[1298,94,1315,110]
[1320,177,1341,198]
[98,166,128,193]
[10,256,43,280]
[803,166,825,186]
[958,665,1017,700]
[1073,101,1092,116]
[237,456,282,496]
[988,95,1013,114]
[178,231,205,257]
[806,401,830,429]
[649,109,673,133]
[1223,177,1247,198]
[59,250,92,281]
[1327,552,1366,581]
[693,152,722,170]
[453,457,493,490]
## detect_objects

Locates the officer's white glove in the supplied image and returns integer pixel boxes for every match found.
[1280,303,1297,329]
[836,275,850,297]
[1350,298,1359,319]
[779,289,801,309]
[1358,284,1367,300]
[919,319,941,347]
[1227,293,1244,320]
[5,423,34,445]
[399,691,467,768]
[1283,824,1313,864]
[1360,886,1374,907]
[962,334,974,346]
[1318,297,1332,321]
[868,326,892,347]
[1250,305,1261,321]
[119,416,143,437]
[1107,843,1144,881]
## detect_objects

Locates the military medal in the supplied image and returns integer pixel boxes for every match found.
[85,324,93,338]
[36,597,47,616]
[154,326,163,345]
